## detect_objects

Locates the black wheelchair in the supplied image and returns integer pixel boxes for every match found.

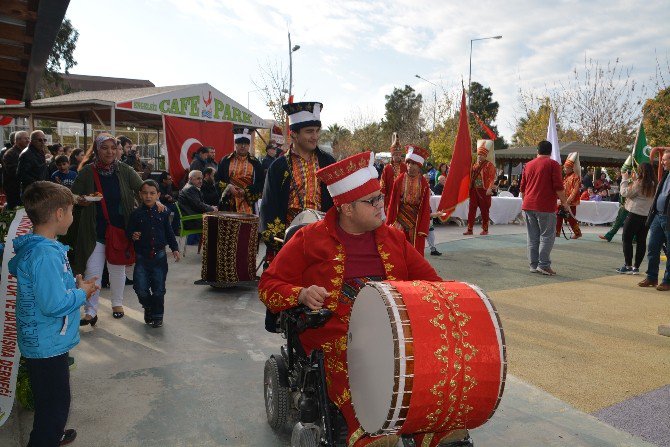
[263,305,350,446]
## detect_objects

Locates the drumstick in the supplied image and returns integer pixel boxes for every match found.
[274,237,284,244]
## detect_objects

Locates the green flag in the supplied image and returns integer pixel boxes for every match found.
[633,122,651,164]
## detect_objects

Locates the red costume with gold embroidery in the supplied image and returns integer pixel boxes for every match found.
[259,208,449,446]
[556,171,582,237]
[381,161,407,212]
[386,173,431,255]
[466,159,496,233]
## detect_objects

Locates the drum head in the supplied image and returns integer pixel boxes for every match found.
[289,209,324,227]
[347,285,395,434]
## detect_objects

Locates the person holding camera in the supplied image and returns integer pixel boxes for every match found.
[555,152,582,239]
[520,141,570,276]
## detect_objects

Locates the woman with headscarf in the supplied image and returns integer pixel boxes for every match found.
[66,134,145,325]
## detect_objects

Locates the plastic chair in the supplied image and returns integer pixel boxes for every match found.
[175,202,203,256]
[498,190,514,198]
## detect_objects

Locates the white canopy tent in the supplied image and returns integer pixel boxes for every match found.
[0,83,268,147]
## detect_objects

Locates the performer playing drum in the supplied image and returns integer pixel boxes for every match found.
[260,151,493,447]
[216,128,263,214]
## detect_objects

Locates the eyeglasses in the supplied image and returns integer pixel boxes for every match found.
[354,194,384,207]
[34,138,47,142]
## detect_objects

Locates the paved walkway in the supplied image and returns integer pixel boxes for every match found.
[0,223,666,446]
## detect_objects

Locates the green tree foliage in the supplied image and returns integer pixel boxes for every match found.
[42,18,79,96]
[382,85,424,144]
[321,123,352,151]
[468,82,507,150]
[429,115,459,163]
[643,87,670,147]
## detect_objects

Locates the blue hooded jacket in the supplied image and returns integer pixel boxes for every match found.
[8,234,86,359]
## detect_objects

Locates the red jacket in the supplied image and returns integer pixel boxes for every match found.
[381,162,407,211]
[385,173,432,253]
[259,207,440,322]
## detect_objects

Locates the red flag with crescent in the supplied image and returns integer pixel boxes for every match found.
[163,115,234,186]
[437,90,472,219]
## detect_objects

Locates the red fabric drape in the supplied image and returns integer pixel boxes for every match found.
[437,91,472,219]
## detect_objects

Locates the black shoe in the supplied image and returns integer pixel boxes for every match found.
[143,308,152,325]
[125,277,134,285]
[59,428,77,446]
[101,283,110,289]
[430,249,442,256]
[151,319,163,328]
[79,315,97,327]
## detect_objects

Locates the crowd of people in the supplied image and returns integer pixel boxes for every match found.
[4,98,668,447]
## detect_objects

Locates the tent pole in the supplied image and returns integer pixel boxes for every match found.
[28,113,34,132]
[110,106,116,136]
[83,117,88,149]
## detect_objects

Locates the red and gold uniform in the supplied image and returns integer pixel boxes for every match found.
[556,152,582,238]
[386,145,432,255]
[381,133,406,213]
[466,148,496,234]
[259,208,446,446]
[380,161,406,212]
[386,172,431,255]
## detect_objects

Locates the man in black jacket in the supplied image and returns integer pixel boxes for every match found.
[178,170,217,230]
[17,130,49,194]
[639,151,670,291]
[259,101,335,263]
[2,130,29,209]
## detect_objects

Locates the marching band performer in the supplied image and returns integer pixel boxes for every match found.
[259,151,468,447]
[386,145,432,255]
[260,101,335,264]
[380,132,406,213]
[216,128,263,214]
[463,140,496,236]
[556,152,583,239]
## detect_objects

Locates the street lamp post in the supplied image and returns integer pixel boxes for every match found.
[468,35,502,111]
[288,31,301,99]
[415,74,440,132]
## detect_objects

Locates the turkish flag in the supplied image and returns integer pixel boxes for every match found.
[163,115,234,186]
[437,90,472,219]
[0,99,22,126]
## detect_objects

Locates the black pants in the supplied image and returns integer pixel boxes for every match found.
[26,353,70,447]
[622,212,649,268]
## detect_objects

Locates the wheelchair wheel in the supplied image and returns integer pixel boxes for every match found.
[264,356,290,431]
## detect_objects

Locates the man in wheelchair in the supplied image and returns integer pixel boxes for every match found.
[259,152,471,447]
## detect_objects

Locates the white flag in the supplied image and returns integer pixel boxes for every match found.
[546,110,561,164]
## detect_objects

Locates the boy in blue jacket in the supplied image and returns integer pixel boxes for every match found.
[127,180,180,328]
[9,181,98,446]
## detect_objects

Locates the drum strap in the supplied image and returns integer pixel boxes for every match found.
[340,276,384,305]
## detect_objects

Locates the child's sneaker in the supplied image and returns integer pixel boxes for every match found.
[629,267,640,275]
[616,265,632,274]
[151,319,163,328]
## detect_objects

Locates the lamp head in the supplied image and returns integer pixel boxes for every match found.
[292,45,301,52]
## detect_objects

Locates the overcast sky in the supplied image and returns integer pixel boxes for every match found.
[67,0,670,141]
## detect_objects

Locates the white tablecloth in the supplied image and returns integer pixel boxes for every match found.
[430,196,621,225]
[575,201,620,224]
[430,196,523,224]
